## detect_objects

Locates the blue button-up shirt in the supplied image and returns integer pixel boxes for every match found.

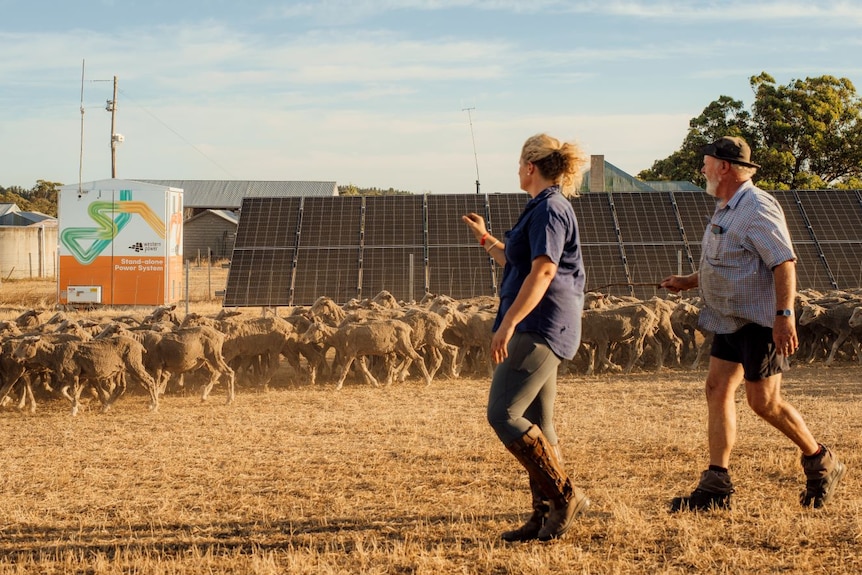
[698,182,796,334]
[494,186,585,359]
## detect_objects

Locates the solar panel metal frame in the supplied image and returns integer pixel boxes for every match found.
[225,190,862,308]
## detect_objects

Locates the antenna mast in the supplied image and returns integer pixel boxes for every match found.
[463,107,480,194]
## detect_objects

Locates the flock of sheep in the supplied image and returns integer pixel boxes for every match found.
[1,287,860,416]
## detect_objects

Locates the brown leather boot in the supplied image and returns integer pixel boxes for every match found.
[501,478,548,542]
[505,425,589,541]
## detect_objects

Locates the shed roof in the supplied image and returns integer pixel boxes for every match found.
[642,180,704,192]
[185,209,240,226]
[0,203,19,218]
[137,180,338,208]
[0,210,56,226]
[580,160,702,193]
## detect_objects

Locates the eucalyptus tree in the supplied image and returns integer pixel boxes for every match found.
[751,73,862,189]
[639,73,862,190]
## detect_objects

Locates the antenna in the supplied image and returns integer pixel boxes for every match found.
[463,107,480,194]
[78,59,85,196]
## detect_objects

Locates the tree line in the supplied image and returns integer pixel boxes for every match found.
[0,181,61,217]
[639,72,862,190]
[0,181,410,219]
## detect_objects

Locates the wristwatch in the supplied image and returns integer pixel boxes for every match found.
[776,309,793,317]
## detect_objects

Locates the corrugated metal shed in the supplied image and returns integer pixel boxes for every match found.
[184,209,240,261]
[579,157,702,193]
[0,207,56,226]
[185,209,239,226]
[580,160,656,193]
[137,180,338,209]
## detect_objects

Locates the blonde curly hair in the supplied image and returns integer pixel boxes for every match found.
[521,133,588,198]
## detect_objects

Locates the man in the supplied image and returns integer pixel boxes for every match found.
[660,136,845,511]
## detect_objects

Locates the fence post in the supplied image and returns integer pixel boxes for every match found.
[185,259,190,315]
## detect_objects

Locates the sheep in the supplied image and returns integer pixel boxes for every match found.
[281,312,328,385]
[434,303,496,377]
[641,297,683,369]
[136,325,236,408]
[11,334,157,416]
[219,316,297,386]
[0,337,33,412]
[141,304,181,327]
[400,306,460,380]
[300,318,431,390]
[13,309,43,328]
[309,296,346,327]
[580,303,658,375]
[799,298,862,364]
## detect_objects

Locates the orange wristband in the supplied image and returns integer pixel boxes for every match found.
[480,232,489,246]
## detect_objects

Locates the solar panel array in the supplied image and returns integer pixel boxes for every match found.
[224,190,862,306]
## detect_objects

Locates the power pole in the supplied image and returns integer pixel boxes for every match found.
[107,75,120,178]
[463,107,480,194]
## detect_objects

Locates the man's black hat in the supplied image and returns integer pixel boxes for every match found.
[702,136,760,168]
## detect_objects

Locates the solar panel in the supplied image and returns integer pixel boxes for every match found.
[487,194,526,239]
[361,247,426,302]
[772,191,812,244]
[427,246,494,298]
[819,243,862,289]
[299,197,362,247]
[796,190,862,242]
[292,248,360,305]
[577,194,618,244]
[426,195,487,246]
[223,248,294,307]
[612,192,681,244]
[225,191,862,307]
[234,197,300,248]
[364,195,424,246]
[673,191,714,249]
[786,243,834,292]
[625,244,689,286]
[582,244,628,296]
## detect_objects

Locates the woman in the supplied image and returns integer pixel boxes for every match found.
[462,133,588,542]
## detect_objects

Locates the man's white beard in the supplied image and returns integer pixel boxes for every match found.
[705,177,718,197]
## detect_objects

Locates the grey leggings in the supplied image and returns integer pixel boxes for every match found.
[486,331,562,447]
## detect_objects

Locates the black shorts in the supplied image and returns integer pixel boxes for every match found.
[710,323,789,381]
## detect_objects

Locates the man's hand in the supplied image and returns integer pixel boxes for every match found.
[773,315,798,357]
[660,273,698,293]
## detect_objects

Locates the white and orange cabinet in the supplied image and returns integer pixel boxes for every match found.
[58,179,183,306]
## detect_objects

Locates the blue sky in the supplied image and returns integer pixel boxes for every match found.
[1,1,860,194]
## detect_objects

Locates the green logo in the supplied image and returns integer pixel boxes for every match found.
[61,190,166,265]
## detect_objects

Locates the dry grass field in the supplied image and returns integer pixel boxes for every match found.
[0,276,860,574]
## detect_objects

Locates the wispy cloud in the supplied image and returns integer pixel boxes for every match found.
[271,0,862,25]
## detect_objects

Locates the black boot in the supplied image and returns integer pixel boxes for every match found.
[670,469,734,512]
[801,444,846,508]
